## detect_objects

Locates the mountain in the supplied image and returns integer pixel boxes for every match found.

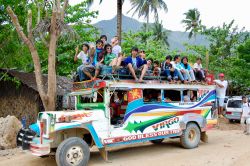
[94,15,209,51]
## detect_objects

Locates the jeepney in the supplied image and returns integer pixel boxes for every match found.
[18,79,217,166]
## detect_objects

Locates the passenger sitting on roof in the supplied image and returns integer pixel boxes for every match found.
[161,55,178,83]
[100,35,108,46]
[82,39,104,80]
[147,58,153,70]
[153,60,161,76]
[181,56,196,82]
[193,57,206,82]
[74,43,92,81]
[139,50,146,60]
[123,47,148,82]
[93,44,123,79]
[171,55,189,84]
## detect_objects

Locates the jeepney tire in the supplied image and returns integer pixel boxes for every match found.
[180,122,201,149]
[56,137,90,166]
[150,138,164,144]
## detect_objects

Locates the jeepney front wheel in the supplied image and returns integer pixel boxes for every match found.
[56,137,90,166]
[180,122,201,149]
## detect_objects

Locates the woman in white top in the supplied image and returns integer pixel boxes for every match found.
[74,43,91,81]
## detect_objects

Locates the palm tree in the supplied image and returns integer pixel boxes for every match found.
[151,20,169,46]
[181,8,202,39]
[128,0,168,31]
[86,0,124,43]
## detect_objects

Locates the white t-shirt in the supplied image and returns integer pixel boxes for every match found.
[170,61,177,69]
[242,103,250,117]
[112,45,122,57]
[193,63,203,70]
[170,61,183,70]
[215,80,228,98]
[77,51,89,64]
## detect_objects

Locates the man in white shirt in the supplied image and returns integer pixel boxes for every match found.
[213,73,228,117]
[111,36,122,57]
[193,57,205,81]
[241,96,250,134]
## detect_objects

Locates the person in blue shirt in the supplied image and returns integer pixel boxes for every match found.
[82,39,104,80]
[123,47,148,82]
[181,56,196,82]
[171,55,189,83]
[161,55,179,83]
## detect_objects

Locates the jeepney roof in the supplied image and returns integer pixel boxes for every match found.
[71,80,216,95]
[107,81,216,91]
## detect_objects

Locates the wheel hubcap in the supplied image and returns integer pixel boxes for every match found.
[188,129,196,141]
[66,146,84,166]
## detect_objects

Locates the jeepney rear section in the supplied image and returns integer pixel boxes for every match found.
[18,110,108,156]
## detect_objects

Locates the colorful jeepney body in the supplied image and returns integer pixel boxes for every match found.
[30,80,217,157]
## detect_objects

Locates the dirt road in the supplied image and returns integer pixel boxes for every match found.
[0,128,249,166]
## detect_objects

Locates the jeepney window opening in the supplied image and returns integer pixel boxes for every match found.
[143,89,161,103]
[183,90,198,102]
[110,90,128,125]
[163,90,181,102]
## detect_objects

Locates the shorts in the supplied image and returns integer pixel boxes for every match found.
[217,98,224,107]
[241,117,249,124]
[82,64,95,73]
[95,63,104,70]
[126,65,144,72]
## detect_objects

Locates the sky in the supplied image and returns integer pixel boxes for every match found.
[69,0,250,31]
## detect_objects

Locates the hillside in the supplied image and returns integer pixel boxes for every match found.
[94,15,208,51]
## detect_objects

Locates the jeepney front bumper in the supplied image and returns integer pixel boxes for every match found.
[30,137,51,156]
[17,128,52,156]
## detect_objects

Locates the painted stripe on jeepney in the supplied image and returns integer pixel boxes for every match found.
[132,109,211,118]
[105,133,181,147]
[86,124,104,148]
[56,123,82,131]
[124,90,215,121]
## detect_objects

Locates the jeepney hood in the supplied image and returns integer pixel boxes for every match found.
[37,110,106,138]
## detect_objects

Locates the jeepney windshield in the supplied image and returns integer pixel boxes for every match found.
[76,88,105,110]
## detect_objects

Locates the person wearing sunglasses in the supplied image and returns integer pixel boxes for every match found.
[93,44,122,79]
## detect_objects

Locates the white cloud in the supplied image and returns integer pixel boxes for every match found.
[69,0,250,31]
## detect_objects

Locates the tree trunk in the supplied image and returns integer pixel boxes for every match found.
[117,0,122,44]
[7,0,69,111]
[6,7,48,111]
[47,10,58,111]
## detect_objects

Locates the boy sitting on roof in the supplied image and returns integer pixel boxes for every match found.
[82,39,104,80]
[161,55,178,83]
[123,47,148,82]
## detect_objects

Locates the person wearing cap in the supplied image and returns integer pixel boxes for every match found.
[241,96,250,134]
[123,47,148,82]
[213,73,228,118]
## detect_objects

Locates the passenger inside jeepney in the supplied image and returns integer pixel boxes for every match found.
[183,90,197,102]
[164,90,181,102]
[143,89,161,102]
[110,90,128,125]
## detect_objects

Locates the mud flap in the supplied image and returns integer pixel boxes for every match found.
[201,132,208,143]
[99,148,108,161]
